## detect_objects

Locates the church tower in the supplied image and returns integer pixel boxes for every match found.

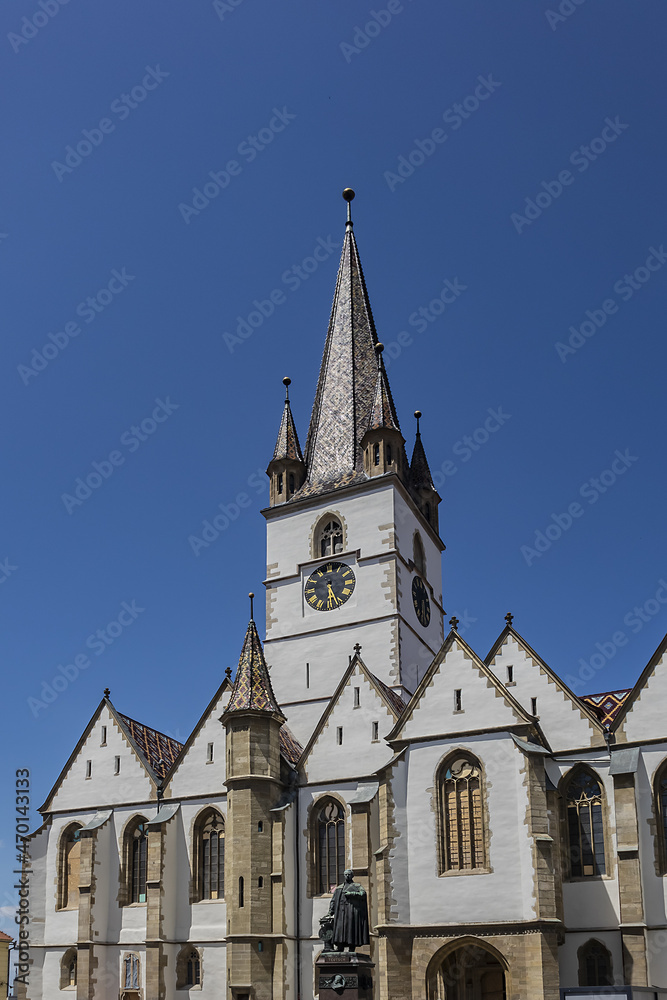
[263,191,445,744]
[222,598,288,1000]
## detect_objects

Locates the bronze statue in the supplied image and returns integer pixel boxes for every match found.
[320,869,369,952]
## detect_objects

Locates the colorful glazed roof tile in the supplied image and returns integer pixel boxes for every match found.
[116,713,183,780]
[371,673,408,716]
[297,219,401,498]
[271,397,303,464]
[227,618,283,715]
[279,725,303,767]
[580,689,631,726]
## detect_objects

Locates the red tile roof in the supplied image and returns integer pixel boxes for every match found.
[0,930,13,942]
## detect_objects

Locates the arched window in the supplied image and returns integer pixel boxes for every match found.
[123,953,140,994]
[437,755,486,873]
[59,948,77,990]
[373,443,380,466]
[413,533,426,576]
[176,946,202,989]
[655,760,667,872]
[578,939,613,987]
[288,472,295,495]
[313,798,346,895]
[197,809,225,900]
[57,824,82,910]
[317,518,343,558]
[565,769,606,877]
[386,443,392,466]
[122,817,148,905]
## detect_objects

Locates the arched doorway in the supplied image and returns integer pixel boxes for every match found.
[427,942,507,1000]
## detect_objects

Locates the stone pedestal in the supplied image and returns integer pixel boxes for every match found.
[316,951,374,1000]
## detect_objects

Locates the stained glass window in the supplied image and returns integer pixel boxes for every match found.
[317,800,345,894]
[566,771,606,877]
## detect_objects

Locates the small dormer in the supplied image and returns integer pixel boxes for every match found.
[266,377,306,505]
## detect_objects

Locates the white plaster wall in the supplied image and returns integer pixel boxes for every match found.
[558,930,623,988]
[48,705,153,812]
[646,927,667,989]
[624,654,667,743]
[303,662,398,784]
[167,690,230,799]
[177,798,227,942]
[489,636,599,752]
[43,811,99,946]
[393,490,443,607]
[400,640,523,742]
[25,822,48,946]
[402,734,535,924]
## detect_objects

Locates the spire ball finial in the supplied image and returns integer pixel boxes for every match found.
[342,188,355,202]
[283,376,291,400]
[414,410,421,433]
[342,188,355,226]
[375,342,384,368]
[249,592,255,620]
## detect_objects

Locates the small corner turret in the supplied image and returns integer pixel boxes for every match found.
[409,411,441,533]
[361,342,406,481]
[266,376,305,505]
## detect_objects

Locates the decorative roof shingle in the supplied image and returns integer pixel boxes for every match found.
[227,618,283,716]
[410,430,436,492]
[279,725,303,767]
[117,713,183,780]
[368,365,400,433]
[271,398,303,464]
[371,672,408,716]
[580,689,631,726]
[296,221,400,499]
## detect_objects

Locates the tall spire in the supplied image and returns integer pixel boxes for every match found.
[266,377,305,504]
[368,344,400,433]
[300,189,401,495]
[227,600,284,717]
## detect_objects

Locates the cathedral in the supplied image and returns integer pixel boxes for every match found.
[23,191,667,999]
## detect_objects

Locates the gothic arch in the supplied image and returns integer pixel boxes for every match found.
[559,765,608,879]
[191,806,225,902]
[654,758,667,874]
[435,750,488,875]
[426,937,509,1000]
[59,947,77,990]
[307,793,348,897]
[176,945,202,989]
[121,952,141,998]
[119,815,149,906]
[57,822,82,910]
[577,938,613,987]
[310,511,348,560]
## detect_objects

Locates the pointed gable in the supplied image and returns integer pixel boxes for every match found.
[485,626,605,751]
[615,632,667,742]
[163,676,233,798]
[299,656,405,782]
[390,631,532,743]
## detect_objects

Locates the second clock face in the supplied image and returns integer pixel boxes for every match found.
[305,561,356,612]
[412,576,431,627]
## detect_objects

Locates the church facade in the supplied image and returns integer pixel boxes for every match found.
[22,193,667,1000]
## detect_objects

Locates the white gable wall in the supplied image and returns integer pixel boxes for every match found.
[167,689,230,799]
[623,653,667,743]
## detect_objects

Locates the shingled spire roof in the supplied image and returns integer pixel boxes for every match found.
[368,361,400,433]
[271,382,303,464]
[298,190,401,497]
[227,611,284,717]
[410,415,436,491]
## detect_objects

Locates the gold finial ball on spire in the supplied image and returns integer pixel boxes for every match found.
[342,188,355,202]
[249,592,254,599]
[414,410,422,420]
[282,377,291,387]
[375,342,384,354]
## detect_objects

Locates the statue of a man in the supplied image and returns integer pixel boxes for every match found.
[328,869,369,952]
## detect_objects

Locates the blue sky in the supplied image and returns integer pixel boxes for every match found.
[2,0,667,928]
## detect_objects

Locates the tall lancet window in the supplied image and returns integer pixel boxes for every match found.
[130,821,148,903]
[198,809,225,900]
[314,798,346,894]
[566,769,606,877]
[413,532,426,576]
[437,755,486,873]
[318,519,343,557]
[656,761,667,872]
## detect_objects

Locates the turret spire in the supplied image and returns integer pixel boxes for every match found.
[409,410,441,531]
[226,613,283,717]
[266,376,305,504]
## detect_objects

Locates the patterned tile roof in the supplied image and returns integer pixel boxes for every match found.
[271,398,303,464]
[296,222,401,498]
[117,713,183,780]
[227,619,283,715]
[279,725,303,767]
[580,689,631,727]
[371,672,408,716]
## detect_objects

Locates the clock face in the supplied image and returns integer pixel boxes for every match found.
[305,561,356,612]
[412,576,431,627]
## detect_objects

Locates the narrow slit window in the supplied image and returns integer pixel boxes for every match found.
[354,687,360,707]
[531,697,538,716]
[306,662,310,689]
[277,473,283,494]
[289,473,295,494]
[257,821,263,833]
[454,690,462,712]
[207,742,214,763]
[372,721,379,742]
[337,727,343,746]
[238,876,244,908]
[114,756,121,775]
[506,665,514,683]
[373,443,380,466]
[386,443,392,465]
[258,876,263,888]
[100,726,107,745]
[85,760,92,779]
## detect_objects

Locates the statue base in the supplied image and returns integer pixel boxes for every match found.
[316,951,374,999]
